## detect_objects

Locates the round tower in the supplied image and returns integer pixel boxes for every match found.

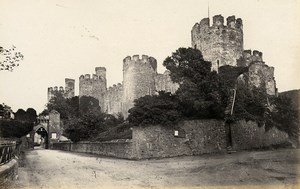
[122,55,157,117]
[191,15,244,71]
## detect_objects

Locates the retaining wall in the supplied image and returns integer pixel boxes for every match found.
[0,159,18,187]
[230,120,289,150]
[132,120,227,159]
[52,139,135,159]
[52,119,289,159]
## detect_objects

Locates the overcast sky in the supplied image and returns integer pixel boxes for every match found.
[0,0,299,113]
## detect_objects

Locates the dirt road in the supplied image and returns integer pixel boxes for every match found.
[10,147,299,189]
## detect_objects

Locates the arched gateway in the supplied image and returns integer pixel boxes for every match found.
[28,110,62,149]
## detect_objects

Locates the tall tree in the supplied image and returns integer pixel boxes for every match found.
[163,47,227,119]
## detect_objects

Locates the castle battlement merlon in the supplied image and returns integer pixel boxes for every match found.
[65,78,75,83]
[79,74,106,81]
[107,83,123,93]
[123,54,157,71]
[243,49,263,62]
[196,15,243,30]
[48,86,64,92]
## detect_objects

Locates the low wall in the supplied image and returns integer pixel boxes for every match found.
[52,119,289,159]
[231,120,289,150]
[132,120,227,159]
[0,159,18,187]
[52,139,135,159]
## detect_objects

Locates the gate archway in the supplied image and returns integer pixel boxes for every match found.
[29,116,50,149]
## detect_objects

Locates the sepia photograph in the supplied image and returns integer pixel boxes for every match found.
[0,0,299,188]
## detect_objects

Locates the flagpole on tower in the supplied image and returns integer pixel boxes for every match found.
[208,0,210,18]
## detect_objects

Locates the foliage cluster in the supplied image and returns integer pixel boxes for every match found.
[128,91,181,126]
[0,107,36,138]
[128,48,229,126]
[46,94,124,142]
[0,120,33,138]
[128,47,299,140]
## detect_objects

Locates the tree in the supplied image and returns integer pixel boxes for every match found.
[0,45,24,71]
[266,95,299,139]
[39,109,49,116]
[229,85,267,125]
[14,109,28,121]
[163,47,211,84]
[63,107,106,142]
[26,108,37,123]
[0,103,12,119]
[0,120,33,138]
[163,47,227,119]
[79,96,99,115]
[47,91,71,120]
[128,91,182,126]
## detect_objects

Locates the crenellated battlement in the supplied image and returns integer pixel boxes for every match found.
[243,49,263,62]
[195,15,243,29]
[192,14,244,70]
[48,86,64,92]
[123,54,157,71]
[47,78,75,101]
[79,73,106,81]
[79,67,107,109]
[107,83,123,93]
[65,78,75,83]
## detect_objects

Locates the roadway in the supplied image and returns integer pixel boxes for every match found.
[10,147,300,189]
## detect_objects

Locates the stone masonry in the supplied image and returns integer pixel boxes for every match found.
[47,78,75,101]
[48,14,277,116]
[192,15,277,95]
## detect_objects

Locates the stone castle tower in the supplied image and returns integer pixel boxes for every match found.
[47,59,177,117]
[79,67,107,109]
[47,78,75,101]
[192,15,277,95]
[122,55,158,117]
[48,14,277,117]
[192,15,243,71]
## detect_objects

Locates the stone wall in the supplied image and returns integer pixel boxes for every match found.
[79,67,107,109]
[0,159,18,187]
[52,119,289,160]
[248,62,276,96]
[155,70,179,94]
[52,139,135,159]
[230,120,289,150]
[237,50,277,96]
[132,120,227,159]
[64,78,75,98]
[49,110,61,140]
[47,86,65,101]
[104,83,123,115]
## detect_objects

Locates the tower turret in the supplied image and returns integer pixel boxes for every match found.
[79,67,107,110]
[191,14,244,71]
[122,55,157,117]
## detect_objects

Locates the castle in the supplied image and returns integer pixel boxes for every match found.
[47,78,75,101]
[48,14,277,117]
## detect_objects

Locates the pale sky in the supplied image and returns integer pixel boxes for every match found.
[0,0,299,113]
